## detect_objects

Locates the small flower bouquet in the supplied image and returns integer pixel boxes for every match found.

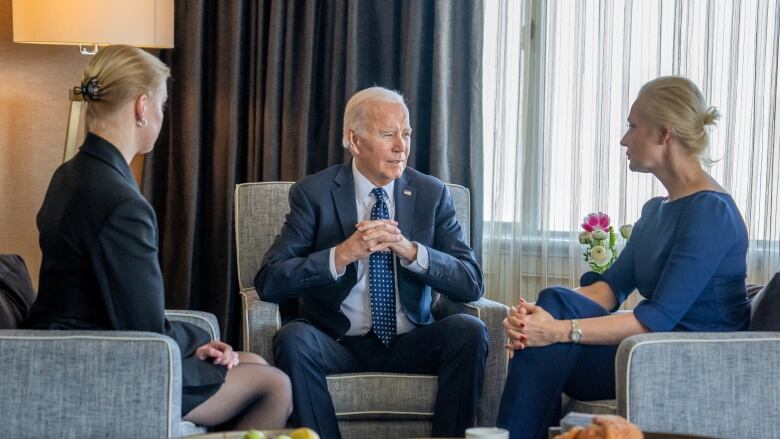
[579,212,633,273]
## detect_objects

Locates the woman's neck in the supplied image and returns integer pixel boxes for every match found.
[89,121,137,165]
[655,157,719,201]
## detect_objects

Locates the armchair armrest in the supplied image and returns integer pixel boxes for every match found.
[166,309,220,340]
[241,288,280,364]
[433,295,509,426]
[616,331,780,438]
[0,329,187,438]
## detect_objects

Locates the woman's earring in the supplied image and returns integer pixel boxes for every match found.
[137,119,148,128]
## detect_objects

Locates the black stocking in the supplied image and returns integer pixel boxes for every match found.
[184,352,292,430]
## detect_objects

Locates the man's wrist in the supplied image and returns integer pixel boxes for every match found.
[333,244,352,271]
[406,241,419,261]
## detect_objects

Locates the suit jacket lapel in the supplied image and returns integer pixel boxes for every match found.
[395,170,416,239]
[332,163,357,240]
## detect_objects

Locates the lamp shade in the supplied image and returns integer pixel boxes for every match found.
[12,0,173,48]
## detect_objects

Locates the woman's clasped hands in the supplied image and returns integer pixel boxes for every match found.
[503,298,568,358]
[196,340,240,369]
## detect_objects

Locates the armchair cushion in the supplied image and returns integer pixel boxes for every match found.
[0,330,200,438]
[327,373,436,420]
[165,310,221,340]
[615,331,780,438]
[749,272,780,331]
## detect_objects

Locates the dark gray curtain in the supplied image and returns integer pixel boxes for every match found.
[144,0,483,346]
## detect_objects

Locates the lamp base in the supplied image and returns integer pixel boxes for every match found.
[64,87,84,161]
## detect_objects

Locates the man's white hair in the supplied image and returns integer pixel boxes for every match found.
[342,86,408,149]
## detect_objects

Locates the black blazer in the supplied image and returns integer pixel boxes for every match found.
[255,162,484,338]
[27,133,225,392]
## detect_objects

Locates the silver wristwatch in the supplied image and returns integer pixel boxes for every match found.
[569,319,583,344]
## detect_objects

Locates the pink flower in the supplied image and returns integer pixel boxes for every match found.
[581,212,611,232]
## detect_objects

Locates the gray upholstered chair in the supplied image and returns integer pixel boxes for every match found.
[235,181,508,439]
[563,302,780,438]
[0,310,218,438]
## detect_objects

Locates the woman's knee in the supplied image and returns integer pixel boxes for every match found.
[238,351,268,365]
[537,286,607,319]
[265,366,292,396]
[536,286,573,306]
[257,365,293,414]
[230,363,291,400]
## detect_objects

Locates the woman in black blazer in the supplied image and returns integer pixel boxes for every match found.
[27,45,291,430]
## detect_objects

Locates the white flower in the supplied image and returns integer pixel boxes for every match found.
[578,231,592,244]
[592,229,608,241]
[589,246,613,266]
[619,224,633,240]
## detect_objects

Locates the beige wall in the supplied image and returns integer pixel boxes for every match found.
[1,0,149,289]
[0,0,146,288]
[0,0,89,288]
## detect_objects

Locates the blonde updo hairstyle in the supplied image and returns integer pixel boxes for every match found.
[342,86,408,149]
[636,76,720,157]
[81,45,170,125]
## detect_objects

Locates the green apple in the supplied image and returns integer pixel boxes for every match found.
[243,430,266,439]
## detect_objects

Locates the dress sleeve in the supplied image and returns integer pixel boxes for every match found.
[633,195,742,332]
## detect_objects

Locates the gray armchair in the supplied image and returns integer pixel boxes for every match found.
[564,325,780,438]
[0,310,219,439]
[235,181,508,439]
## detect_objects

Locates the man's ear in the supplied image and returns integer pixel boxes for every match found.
[347,129,360,155]
[135,94,148,122]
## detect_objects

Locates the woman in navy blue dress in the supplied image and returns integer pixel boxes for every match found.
[496,76,750,439]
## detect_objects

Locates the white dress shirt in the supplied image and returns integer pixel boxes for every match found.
[328,161,430,336]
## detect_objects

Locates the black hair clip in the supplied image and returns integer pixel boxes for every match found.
[79,77,101,101]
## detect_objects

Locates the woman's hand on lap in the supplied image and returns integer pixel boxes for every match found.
[196,340,240,369]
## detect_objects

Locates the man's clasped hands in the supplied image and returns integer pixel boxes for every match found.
[334,219,419,269]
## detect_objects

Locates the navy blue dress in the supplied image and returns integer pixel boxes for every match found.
[497,191,750,439]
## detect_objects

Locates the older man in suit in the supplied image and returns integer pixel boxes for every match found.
[255,86,487,439]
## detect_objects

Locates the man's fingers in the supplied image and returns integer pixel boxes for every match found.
[368,242,395,252]
[356,219,398,231]
[361,225,401,240]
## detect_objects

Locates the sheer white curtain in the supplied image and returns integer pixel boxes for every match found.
[483,0,780,306]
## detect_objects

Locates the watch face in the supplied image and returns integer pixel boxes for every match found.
[571,331,582,343]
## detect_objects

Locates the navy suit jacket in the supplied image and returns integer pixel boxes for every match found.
[27,133,225,392]
[254,162,484,338]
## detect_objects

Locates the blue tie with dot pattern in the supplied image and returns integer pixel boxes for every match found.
[369,187,396,346]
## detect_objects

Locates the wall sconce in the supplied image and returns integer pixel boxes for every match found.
[12,0,174,161]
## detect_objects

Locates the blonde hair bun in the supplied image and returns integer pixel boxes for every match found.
[702,106,721,127]
[637,76,718,156]
[82,45,170,123]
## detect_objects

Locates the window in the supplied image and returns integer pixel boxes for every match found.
[482,0,780,304]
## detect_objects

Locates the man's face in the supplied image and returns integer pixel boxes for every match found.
[349,101,412,187]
